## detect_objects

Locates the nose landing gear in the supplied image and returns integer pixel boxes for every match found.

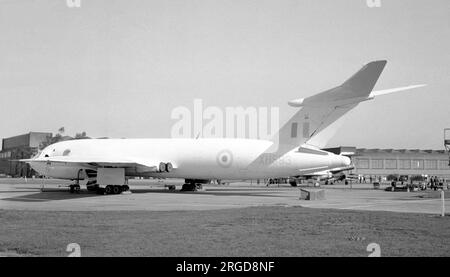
[69,184,81,193]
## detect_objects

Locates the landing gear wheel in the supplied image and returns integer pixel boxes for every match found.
[69,185,80,193]
[121,185,130,192]
[113,185,121,194]
[105,185,113,195]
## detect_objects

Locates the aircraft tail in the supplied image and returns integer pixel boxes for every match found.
[270,60,425,153]
[341,60,387,95]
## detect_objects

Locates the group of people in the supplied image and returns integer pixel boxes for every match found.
[357,175,382,184]
[429,176,444,190]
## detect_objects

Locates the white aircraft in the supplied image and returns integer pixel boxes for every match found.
[22,60,425,194]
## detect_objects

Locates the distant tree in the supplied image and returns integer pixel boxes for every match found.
[39,133,62,150]
[39,128,90,150]
[74,131,90,139]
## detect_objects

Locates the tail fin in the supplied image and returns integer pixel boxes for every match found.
[341,60,387,95]
[271,60,387,153]
[271,60,426,153]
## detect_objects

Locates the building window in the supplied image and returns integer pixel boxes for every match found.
[439,160,449,170]
[399,160,411,169]
[0,151,11,159]
[424,160,437,170]
[385,159,397,169]
[371,159,384,169]
[356,159,369,169]
[411,159,424,170]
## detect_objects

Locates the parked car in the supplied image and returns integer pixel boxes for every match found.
[385,174,410,191]
[410,175,427,191]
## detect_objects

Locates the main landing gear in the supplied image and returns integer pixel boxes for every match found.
[181,179,208,191]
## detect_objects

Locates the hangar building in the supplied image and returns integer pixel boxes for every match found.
[325,146,450,179]
[0,132,52,177]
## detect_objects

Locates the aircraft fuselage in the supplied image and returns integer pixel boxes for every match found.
[29,138,350,180]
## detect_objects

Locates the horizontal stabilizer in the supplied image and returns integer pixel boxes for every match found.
[297,166,330,174]
[369,84,426,98]
[288,60,387,108]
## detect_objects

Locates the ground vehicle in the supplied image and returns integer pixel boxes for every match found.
[385,174,410,191]
[388,174,408,186]
[409,175,427,191]
[344,174,359,185]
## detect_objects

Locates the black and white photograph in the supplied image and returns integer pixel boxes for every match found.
[0,0,449,267]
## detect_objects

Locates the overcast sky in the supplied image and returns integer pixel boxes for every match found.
[0,0,449,149]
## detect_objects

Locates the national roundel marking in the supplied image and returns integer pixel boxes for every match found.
[216,149,233,168]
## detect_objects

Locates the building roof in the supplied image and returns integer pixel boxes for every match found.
[1,132,52,151]
[324,146,448,156]
[356,148,447,155]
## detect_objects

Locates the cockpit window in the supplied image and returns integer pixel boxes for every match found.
[63,149,71,156]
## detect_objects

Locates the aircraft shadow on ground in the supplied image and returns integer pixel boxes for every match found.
[130,188,286,198]
[1,187,286,202]
[0,190,41,194]
[1,189,100,202]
